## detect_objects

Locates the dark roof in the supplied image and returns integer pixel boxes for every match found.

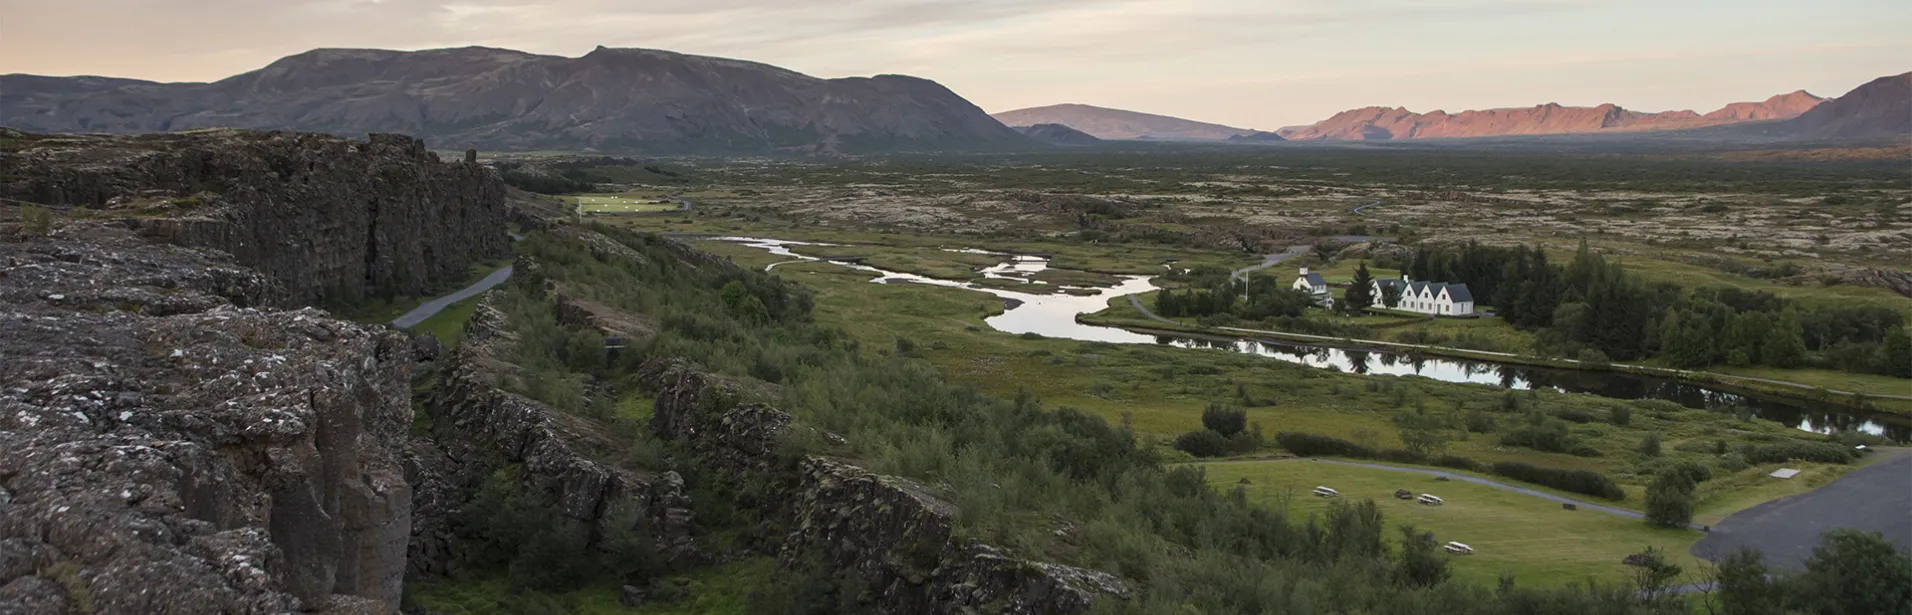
[1303,273,1326,287]
[1444,284,1474,302]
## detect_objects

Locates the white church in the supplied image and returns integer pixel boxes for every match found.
[1291,268,1335,308]
[1371,276,1476,317]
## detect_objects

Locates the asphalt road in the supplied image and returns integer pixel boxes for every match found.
[388,232,524,329]
[1230,244,1310,284]
[1350,199,1382,215]
[1691,451,1912,571]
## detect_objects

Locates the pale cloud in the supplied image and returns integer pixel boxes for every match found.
[1,0,1906,128]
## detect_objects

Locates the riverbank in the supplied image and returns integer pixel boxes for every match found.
[1082,295,1912,419]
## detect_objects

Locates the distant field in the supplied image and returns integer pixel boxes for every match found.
[1200,459,1707,588]
[574,194,681,214]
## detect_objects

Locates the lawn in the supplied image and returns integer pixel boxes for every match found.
[574,193,682,214]
[406,295,484,347]
[1199,459,1707,588]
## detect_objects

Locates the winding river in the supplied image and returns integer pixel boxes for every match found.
[718,237,1910,442]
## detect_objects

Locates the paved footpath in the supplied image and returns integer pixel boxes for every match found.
[389,232,524,329]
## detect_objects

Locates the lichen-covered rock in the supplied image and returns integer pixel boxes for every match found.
[0,222,413,613]
[640,358,1130,615]
[0,129,509,306]
[405,299,699,580]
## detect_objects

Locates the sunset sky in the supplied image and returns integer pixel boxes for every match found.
[3,0,1907,129]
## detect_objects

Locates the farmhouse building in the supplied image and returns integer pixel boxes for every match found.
[1372,276,1475,317]
[1292,268,1334,308]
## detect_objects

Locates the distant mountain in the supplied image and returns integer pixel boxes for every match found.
[0,46,1029,154]
[1013,123,1103,147]
[1278,91,1827,141]
[1777,72,1911,141]
[991,104,1257,140]
[1702,91,1824,121]
[1227,131,1286,143]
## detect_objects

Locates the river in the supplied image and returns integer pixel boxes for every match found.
[716,237,1909,442]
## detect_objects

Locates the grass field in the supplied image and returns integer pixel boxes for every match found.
[406,295,484,346]
[574,193,682,214]
[1199,459,1707,587]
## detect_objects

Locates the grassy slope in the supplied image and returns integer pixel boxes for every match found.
[409,557,773,615]
[1199,460,1705,587]
[406,295,484,346]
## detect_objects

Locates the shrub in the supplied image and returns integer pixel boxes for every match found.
[1375,449,1427,464]
[1491,461,1625,500]
[1499,420,1574,453]
[1463,409,1497,433]
[1609,405,1632,426]
[1744,441,1855,465]
[19,204,53,235]
[1716,452,1750,473]
[1276,432,1374,458]
[1644,471,1696,528]
[1557,409,1597,424]
[1201,403,1248,437]
[1174,430,1229,458]
[1431,455,1483,472]
[1639,433,1662,457]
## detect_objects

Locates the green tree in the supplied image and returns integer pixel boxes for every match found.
[1174,430,1228,457]
[1345,261,1376,313]
[721,280,770,324]
[1629,546,1685,604]
[1643,470,1695,528]
[1715,548,1788,615]
[1797,529,1912,615]
[1396,524,1451,588]
[1200,402,1248,438]
[1883,326,1912,378]
[1762,308,1809,368]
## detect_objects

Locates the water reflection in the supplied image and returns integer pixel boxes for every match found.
[715,237,1909,442]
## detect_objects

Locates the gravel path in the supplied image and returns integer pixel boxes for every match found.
[1691,451,1912,571]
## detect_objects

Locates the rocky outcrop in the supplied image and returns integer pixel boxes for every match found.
[405,298,697,580]
[0,220,413,613]
[0,129,509,306]
[639,359,1131,614]
[1839,268,1912,299]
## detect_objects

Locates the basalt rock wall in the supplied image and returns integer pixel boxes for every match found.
[638,359,1131,615]
[0,128,508,306]
[0,221,413,614]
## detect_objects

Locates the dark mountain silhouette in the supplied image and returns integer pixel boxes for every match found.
[1013,123,1103,146]
[0,46,1029,154]
[991,104,1256,140]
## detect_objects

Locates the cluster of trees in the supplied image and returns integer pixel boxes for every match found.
[1407,240,1911,377]
[1705,532,1912,615]
[1153,275,1315,322]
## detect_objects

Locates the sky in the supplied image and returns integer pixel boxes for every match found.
[2,0,1908,129]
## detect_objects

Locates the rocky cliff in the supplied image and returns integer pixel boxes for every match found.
[0,220,413,613]
[405,295,696,582]
[0,129,509,306]
[0,46,1030,155]
[640,359,1130,614]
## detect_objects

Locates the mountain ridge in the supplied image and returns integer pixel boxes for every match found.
[0,45,1030,154]
[1276,91,1829,141]
[991,103,1258,141]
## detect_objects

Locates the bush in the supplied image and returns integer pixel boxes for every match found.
[1499,420,1574,453]
[1375,449,1427,464]
[1644,471,1696,528]
[1609,405,1632,426]
[1491,461,1626,500]
[1431,455,1483,472]
[1743,440,1855,465]
[1201,403,1248,437]
[1276,432,1375,458]
[1463,409,1496,433]
[1174,430,1229,458]
[1639,433,1662,457]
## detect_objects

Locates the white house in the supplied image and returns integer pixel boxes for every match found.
[1371,276,1475,317]
[1292,268,1334,308]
